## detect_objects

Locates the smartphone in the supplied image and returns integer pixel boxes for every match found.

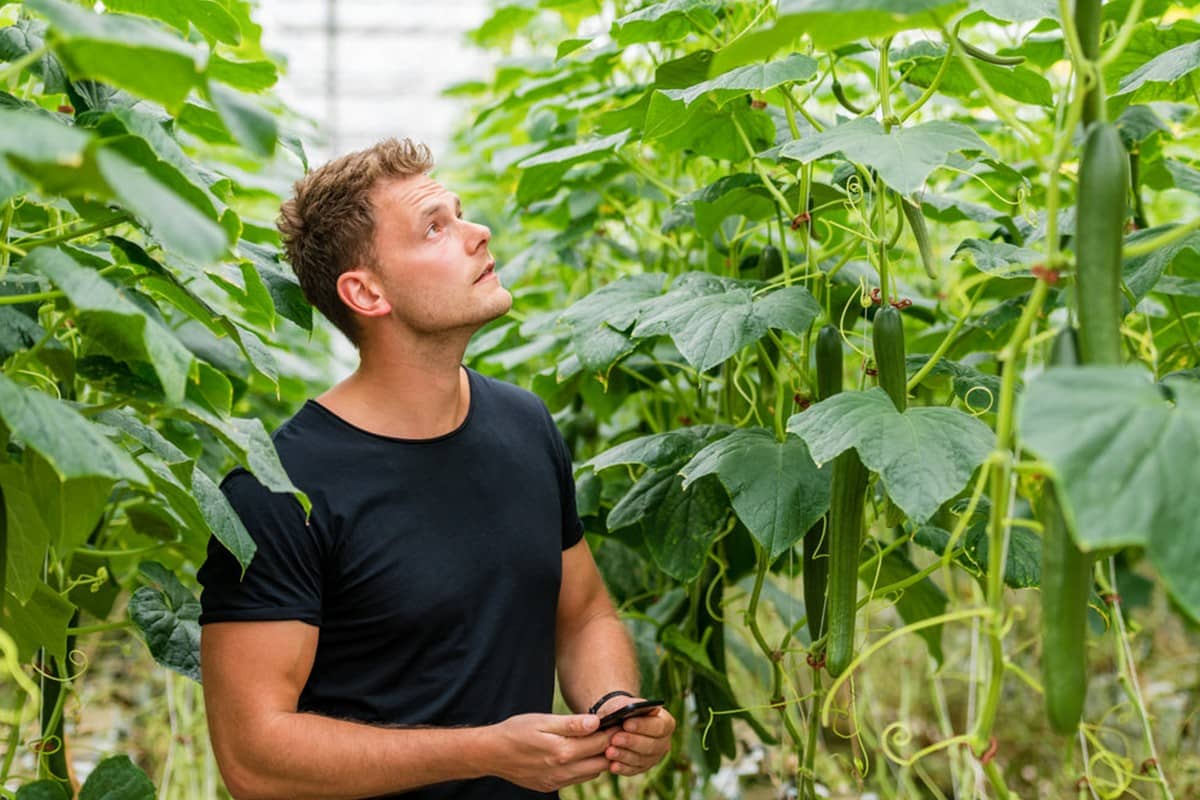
[597,699,665,730]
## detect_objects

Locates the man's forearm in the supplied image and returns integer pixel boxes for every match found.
[215,710,491,800]
[556,611,641,713]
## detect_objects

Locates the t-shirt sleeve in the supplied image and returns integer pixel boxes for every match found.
[197,469,325,626]
[544,406,585,551]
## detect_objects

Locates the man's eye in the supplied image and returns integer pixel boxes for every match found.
[426,223,440,236]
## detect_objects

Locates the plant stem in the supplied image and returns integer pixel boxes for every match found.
[875,174,890,306]
[877,36,894,125]
[732,116,795,219]
[1098,0,1148,68]
[897,31,957,123]
[65,620,134,636]
[13,213,130,250]
[0,201,14,278]
[0,289,63,305]
[906,284,986,392]
[1101,559,1174,800]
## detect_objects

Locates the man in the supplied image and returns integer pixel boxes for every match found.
[197,138,675,799]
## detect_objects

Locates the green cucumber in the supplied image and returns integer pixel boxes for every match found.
[1075,123,1129,366]
[831,80,864,116]
[805,326,844,646]
[822,321,869,676]
[873,306,907,412]
[826,448,869,678]
[956,37,1025,66]
[900,198,937,280]
[759,245,783,280]
[1041,329,1093,734]
[1074,0,1103,127]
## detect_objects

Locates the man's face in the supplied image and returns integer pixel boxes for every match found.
[366,174,512,336]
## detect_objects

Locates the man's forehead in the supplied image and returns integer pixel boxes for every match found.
[376,175,459,216]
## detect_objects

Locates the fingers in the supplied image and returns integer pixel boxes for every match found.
[606,708,676,777]
[561,755,610,787]
[538,713,599,737]
[620,708,675,738]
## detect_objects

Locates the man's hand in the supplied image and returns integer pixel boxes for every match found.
[595,697,676,777]
[490,713,612,792]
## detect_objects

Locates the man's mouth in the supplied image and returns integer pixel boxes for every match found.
[474,260,496,283]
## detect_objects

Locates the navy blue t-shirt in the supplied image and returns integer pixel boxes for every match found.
[198,368,584,798]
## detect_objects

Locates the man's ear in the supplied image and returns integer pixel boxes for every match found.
[336,268,392,318]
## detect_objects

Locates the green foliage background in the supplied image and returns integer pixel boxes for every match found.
[0,0,1198,798]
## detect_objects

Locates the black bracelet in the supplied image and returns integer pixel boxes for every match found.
[588,690,635,715]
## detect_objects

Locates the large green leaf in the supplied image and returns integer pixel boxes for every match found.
[586,425,733,473]
[516,131,630,204]
[777,118,994,194]
[1122,225,1200,304]
[94,149,228,264]
[78,755,155,800]
[0,580,75,660]
[633,470,724,582]
[26,0,204,112]
[238,242,313,331]
[26,453,112,555]
[787,388,994,523]
[646,95,776,163]
[774,0,968,49]
[972,0,1058,21]
[680,428,830,559]
[0,108,90,168]
[661,53,819,106]
[952,237,1039,277]
[127,561,201,681]
[1115,40,1200,97]
[666,174,779,237]
[0,463,50,604]
[611,0,720,46]
[0,374,143,485]
[207,81,277,157]
[15,780,70,800]
[26,247,196,404]
[192,466,256,571]
[0,19,69,93]
[1104,20,1200,109]
[101,0,242,45]
[559,272,667,373]
[895,41,1054,107]
[174,406,306,506]
[1018,367,1200,621]
[632,277,820,371]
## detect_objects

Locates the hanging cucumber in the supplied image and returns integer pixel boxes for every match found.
[1040,329,1093,734]
[1075,123,1129,366]
[826,447,869,678]
[1074,0,1103,127]
[956,37,1025,66]
[759,245,783,281]
[900,197,938,280]
[873,306,907,411]
[805,326,843,647]
[824,320,870,676]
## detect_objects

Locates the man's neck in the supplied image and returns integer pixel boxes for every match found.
[316,335,472,440]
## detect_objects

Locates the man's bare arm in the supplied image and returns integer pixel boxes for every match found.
[555,540,676,777]
[201,620,611,799]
